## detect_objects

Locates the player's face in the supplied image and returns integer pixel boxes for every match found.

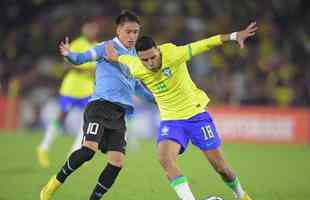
[117,22,140,49]
[83,22,100,42]
[138,47,161,72]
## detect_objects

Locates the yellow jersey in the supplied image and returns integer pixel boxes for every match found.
[118,35,222,120]
[59,36,97,98]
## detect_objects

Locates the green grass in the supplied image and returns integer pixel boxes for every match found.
[0,130,309,200]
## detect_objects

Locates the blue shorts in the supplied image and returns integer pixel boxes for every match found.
[157,112,221,154]
[59,96,90,113]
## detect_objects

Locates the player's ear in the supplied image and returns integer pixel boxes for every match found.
[116,25,121,35]
[155,47,160,54]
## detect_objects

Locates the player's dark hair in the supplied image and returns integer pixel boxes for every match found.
[135,36,157,52]
[115,10,140,25]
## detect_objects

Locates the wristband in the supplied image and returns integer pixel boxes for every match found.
[230,32,237,41]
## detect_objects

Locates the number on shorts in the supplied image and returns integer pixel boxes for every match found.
[201,125,214,140]
[87,122,99,135]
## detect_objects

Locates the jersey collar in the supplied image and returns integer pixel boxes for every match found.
[113,37,130,51]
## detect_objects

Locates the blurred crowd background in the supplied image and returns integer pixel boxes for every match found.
[0,0,309,129]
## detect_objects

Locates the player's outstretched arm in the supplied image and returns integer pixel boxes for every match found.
[220,22,257,49]
[105,42,142,79]
[105,42,139,67]
[187,22,258,59]
[59,37,101,65]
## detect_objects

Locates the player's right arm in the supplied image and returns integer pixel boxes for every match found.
[59,37,105,65]
[105,42,142,76]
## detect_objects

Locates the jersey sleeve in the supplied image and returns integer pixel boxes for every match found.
[118,55,142,78]
[69,40,97,70]
[167,35,222,66]
[66,42,106,65]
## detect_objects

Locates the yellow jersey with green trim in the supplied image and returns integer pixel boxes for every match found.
[118,35,222,120]
[60,36,97,98]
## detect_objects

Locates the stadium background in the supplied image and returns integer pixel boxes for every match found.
[0,0,309,199]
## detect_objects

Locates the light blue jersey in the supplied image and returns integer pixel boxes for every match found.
[66,37,153,114]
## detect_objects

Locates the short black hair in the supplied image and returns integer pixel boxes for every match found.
[115,10,140,25]
[135,36,157,52]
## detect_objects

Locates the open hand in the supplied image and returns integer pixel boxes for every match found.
[237,22,258,49]
[105,42,119,62]
[59,37,70,56]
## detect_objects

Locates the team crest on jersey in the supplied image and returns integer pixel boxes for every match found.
[162,67,172,77]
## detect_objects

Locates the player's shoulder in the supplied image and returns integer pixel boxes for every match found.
[159,43,179,58]
[70,36,86,46]
[95,40,108,47]
[159,43,177,51]
[95,38,121,49]
[70,36,98,50]
[159,43,180,64]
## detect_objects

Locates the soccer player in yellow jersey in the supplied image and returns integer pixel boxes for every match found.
[37,20,99,168]
[105,22,258,200]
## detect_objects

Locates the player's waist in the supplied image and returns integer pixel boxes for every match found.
[90,94,135,115]
[159,105,207,120]
[160,110,213,123]
[59,90,93,98]
[60,85,94,96]
[64,71,94,80]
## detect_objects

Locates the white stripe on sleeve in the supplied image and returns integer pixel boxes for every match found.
[90,49,97,60]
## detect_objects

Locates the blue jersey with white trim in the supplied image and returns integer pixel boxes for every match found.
[66,37,153,114]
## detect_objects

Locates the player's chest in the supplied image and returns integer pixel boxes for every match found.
[142,66,180,93]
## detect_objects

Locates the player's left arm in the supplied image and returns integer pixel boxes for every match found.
[177,22,258,62]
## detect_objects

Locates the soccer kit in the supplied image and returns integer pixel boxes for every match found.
[118,35,223,153]
[59,36,97,112]
[66,37,153,154]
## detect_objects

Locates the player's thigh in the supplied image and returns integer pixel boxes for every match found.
[82,102,106,150]
[157,121,190,155]
[101,128,127,155]
[157,140,182,164]
[59,96,74,113]
[188,115,221,152]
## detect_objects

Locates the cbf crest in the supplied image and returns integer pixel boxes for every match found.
[162,67,172,77]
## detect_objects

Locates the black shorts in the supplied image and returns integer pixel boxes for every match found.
[83,100,127,154]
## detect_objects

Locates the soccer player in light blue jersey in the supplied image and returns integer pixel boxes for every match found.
[40,10,153,200]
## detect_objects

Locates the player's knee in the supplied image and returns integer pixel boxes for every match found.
[79,146,96,162]
[82,140,98,151]
[107,151,124,168]
[108,158,124,168]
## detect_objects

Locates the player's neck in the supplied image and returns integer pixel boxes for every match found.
[159,53,163,69]
[115,37,132,50]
